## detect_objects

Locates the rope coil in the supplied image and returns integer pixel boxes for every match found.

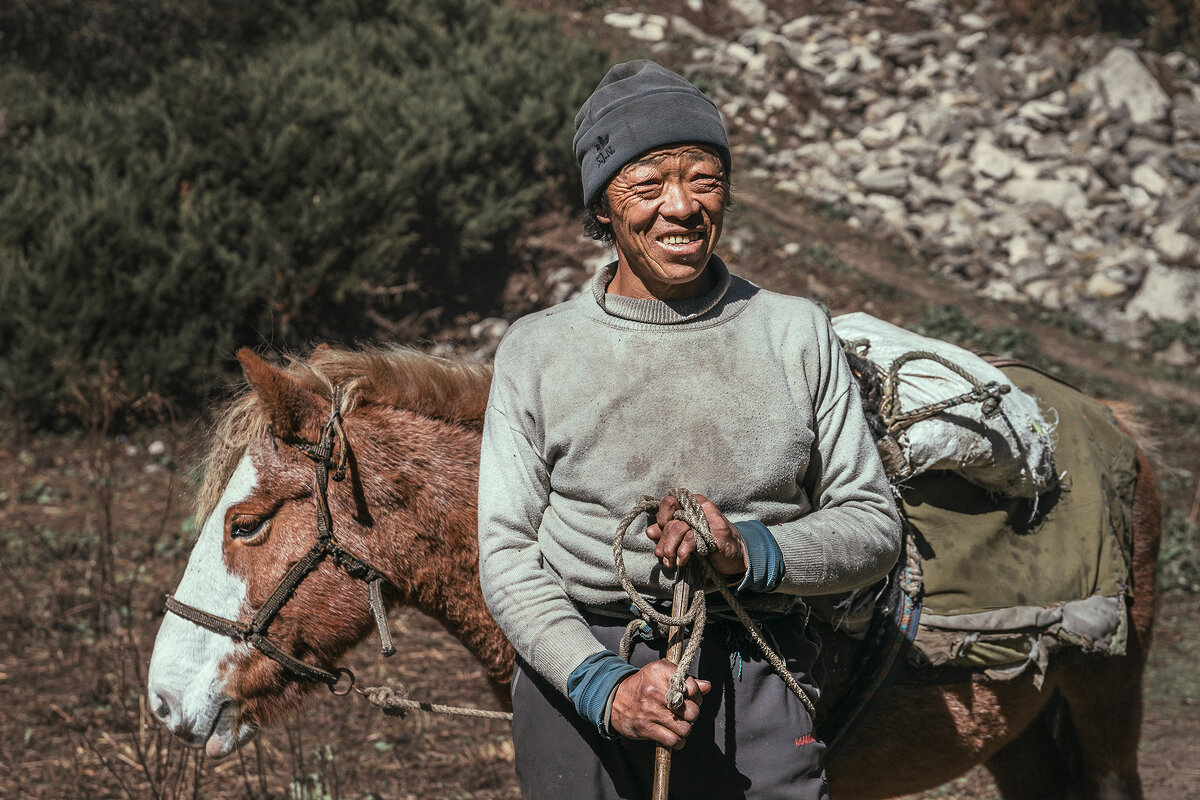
[612,488,818,717]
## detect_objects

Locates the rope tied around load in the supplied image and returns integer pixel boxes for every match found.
[840,340,1012,481]
[612,488,818,717]
[840,342,1012,436]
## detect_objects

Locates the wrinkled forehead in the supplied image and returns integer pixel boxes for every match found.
[619,143,725,176]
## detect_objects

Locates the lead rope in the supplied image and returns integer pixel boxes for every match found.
[613,488,818,718]
[358,682,514,721]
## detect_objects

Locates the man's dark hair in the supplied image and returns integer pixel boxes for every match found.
[580,174,734,245]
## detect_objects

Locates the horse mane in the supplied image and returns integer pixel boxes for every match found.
[192,345,494,522]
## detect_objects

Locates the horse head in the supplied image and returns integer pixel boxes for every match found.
[147,346,504,758]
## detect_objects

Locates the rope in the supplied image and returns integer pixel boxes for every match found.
[878,350,1011,434]
[358,681,513,721]
[612,488,818,717]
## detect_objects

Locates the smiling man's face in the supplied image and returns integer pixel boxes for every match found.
[599,144,727,300]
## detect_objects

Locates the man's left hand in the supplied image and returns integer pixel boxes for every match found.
[646,493,747,578]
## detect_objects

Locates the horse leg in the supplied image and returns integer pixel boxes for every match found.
[1051,654,1146,800]
[984,693,1076,799]
[1022,444,1160,800]
[1054,443,1162,800]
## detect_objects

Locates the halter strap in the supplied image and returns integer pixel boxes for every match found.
[165,383,392,692]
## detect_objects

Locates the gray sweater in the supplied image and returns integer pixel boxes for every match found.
[477,257,902,696]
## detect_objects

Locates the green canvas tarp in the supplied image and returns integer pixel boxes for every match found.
[901,364,1139,681]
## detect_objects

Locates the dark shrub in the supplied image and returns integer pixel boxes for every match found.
[0,0,605,428]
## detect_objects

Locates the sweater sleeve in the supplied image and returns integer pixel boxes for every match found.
[476,374,611,697]
[769,317,902,596]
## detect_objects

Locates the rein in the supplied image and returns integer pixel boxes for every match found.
[164,385,396,694]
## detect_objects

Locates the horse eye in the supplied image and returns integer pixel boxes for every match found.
[229,514,270,544]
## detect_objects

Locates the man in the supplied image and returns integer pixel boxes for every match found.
[477,60,901,799]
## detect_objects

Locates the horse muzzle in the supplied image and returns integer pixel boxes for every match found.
[148,683,258,758]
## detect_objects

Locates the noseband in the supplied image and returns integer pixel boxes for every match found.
[164,385,395,693]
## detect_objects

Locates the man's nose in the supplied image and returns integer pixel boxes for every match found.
[659,181,699,219]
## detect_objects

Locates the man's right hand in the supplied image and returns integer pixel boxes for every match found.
[608,659,711,749]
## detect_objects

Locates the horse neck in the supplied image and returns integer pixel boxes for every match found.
[353,408,514,685]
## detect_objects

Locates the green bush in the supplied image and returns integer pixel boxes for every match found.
[0,0,605,428]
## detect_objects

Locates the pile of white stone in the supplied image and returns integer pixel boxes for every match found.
[603,0,1200,361]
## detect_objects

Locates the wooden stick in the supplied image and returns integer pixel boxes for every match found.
[651,579,690,800]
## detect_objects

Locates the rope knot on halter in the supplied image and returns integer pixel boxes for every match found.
[612,488,817,717]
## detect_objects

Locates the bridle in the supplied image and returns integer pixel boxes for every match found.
[164,385,396,694]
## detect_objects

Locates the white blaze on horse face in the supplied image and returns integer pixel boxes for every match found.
[148,452,257,758]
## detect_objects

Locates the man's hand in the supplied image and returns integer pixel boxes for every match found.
[646,493,747,578]
[609,659,711,749]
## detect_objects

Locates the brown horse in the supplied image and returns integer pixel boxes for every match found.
[147,345,1161,799]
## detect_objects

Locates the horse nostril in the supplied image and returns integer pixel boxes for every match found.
[152,691,176,723]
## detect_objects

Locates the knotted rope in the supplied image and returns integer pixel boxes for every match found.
[612,488,817,717]
[359,681,513,721]
[878,350,1011,434]
[839,341,1011,437]
[840,341,1013,481]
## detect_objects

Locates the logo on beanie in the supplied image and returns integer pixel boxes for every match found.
[593,134,615,165]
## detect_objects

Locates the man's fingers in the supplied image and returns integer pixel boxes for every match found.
[611,661,710,748]
[652,725,684,750]
[675,534,695,566]
[654,519,692,567]
[656,494,682,529]
[652,708,696,746]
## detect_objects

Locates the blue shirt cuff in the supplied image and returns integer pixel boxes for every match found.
[566,651,639,739]
[733,520,785,593]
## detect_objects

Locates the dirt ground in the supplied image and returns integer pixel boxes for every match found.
[2,175,1198,799]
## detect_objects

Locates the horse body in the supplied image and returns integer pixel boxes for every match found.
[147,346,1160,798]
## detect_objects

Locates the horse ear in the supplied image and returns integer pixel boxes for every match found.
[237,348,325,442]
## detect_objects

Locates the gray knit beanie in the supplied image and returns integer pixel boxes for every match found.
[573,60,731,206]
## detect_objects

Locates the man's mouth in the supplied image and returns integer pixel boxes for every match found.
[659,231,704,246]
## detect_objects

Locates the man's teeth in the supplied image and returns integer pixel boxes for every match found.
[661,233,700,245]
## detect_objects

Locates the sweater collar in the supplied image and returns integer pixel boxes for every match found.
[591,255,732,325]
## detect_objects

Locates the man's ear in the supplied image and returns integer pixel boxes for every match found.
[594,187,613,225]
[236,348,325,443]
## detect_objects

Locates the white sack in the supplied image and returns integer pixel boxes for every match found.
[831,312,1057,497]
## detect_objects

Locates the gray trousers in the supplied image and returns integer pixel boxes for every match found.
[511,611,830,800]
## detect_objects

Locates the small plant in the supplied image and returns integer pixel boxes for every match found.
[1159,506,1200,593]
[912,304,1042,361]
[1147,317,1200,353]
[1157,467,1200,594]
[815,202,852,222]
[802,242,852,274]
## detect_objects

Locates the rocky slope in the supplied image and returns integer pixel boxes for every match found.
[596,0,1200,367]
